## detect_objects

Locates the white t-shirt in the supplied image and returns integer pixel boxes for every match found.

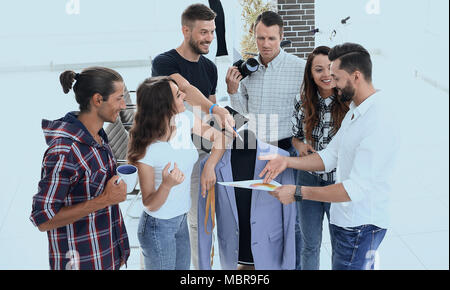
[139,110,199,219]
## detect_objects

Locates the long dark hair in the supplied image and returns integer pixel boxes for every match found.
[127,76,178,164]
[59,66,123,112]
[300,46,349,143]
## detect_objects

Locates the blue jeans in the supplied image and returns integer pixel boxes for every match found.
[137,212,191,270]
[296,170,334,270]
[330,224,387,270]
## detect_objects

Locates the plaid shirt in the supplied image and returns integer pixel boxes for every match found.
[30,112,130,270]
[230,49,306,142]
[292,93,337,182]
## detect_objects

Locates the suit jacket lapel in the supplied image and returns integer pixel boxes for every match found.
[217,150,239,227]
[251,141,267,214]
[251,141,280,213]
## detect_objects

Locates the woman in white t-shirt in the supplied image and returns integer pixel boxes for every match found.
[127,76,226,270]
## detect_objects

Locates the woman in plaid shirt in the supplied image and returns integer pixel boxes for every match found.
[291,46,349,270]
[30,67,130,270]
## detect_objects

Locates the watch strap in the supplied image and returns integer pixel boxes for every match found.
[294,185,302,201]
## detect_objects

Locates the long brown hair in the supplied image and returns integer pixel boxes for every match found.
[127,77,178,164]
[300,46,349,143]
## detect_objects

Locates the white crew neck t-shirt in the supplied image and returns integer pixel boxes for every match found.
[139,110,199,219]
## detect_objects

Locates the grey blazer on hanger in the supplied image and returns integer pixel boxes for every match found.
[198,141,296,270]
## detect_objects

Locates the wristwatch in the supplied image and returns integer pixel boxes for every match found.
[294,185,303,201]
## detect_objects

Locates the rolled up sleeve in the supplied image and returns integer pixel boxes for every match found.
[342,178,366,203]
[30,152,77,227]
[317,125,342,173]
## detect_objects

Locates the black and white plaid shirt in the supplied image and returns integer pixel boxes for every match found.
[292,93,338,182]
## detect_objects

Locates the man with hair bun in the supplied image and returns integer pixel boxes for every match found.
[30,67,130,270]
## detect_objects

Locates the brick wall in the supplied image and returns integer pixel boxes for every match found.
[277,0,315,59]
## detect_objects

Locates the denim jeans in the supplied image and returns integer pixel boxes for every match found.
[137,212,191,270]
[296,170,334,270]
[330,224,387,270]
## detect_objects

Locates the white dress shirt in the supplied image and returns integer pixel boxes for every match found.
[317,90,399,228]
[230,49,306,142]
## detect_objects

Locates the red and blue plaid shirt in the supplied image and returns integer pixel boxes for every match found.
[30,112,130,270]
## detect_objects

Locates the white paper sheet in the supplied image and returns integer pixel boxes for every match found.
[217,179,282,192]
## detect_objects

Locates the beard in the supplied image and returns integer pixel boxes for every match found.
[337,81,355,103]
[188,37,210,55]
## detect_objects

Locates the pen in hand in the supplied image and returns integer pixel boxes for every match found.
[233,127,244,142]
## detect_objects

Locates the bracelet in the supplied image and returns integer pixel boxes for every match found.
[209,104,218,116]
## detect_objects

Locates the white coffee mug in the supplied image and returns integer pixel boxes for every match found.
[116,164,138,193]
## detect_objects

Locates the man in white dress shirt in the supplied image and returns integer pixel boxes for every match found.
[258,43,399,270]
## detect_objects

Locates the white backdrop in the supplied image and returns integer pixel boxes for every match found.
[0,0,243,68]
[0,0,447,269]
[315,0,449,200]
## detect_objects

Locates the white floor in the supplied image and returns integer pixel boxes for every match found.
[0,67,448,270]
[119,193,450,270]
[1,182,447,270]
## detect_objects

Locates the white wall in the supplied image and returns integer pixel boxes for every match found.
[1,0,448,196]
[315,0,449,93]
[315,0,449,204]
[0,0,246,102]
[0,0,243,68]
